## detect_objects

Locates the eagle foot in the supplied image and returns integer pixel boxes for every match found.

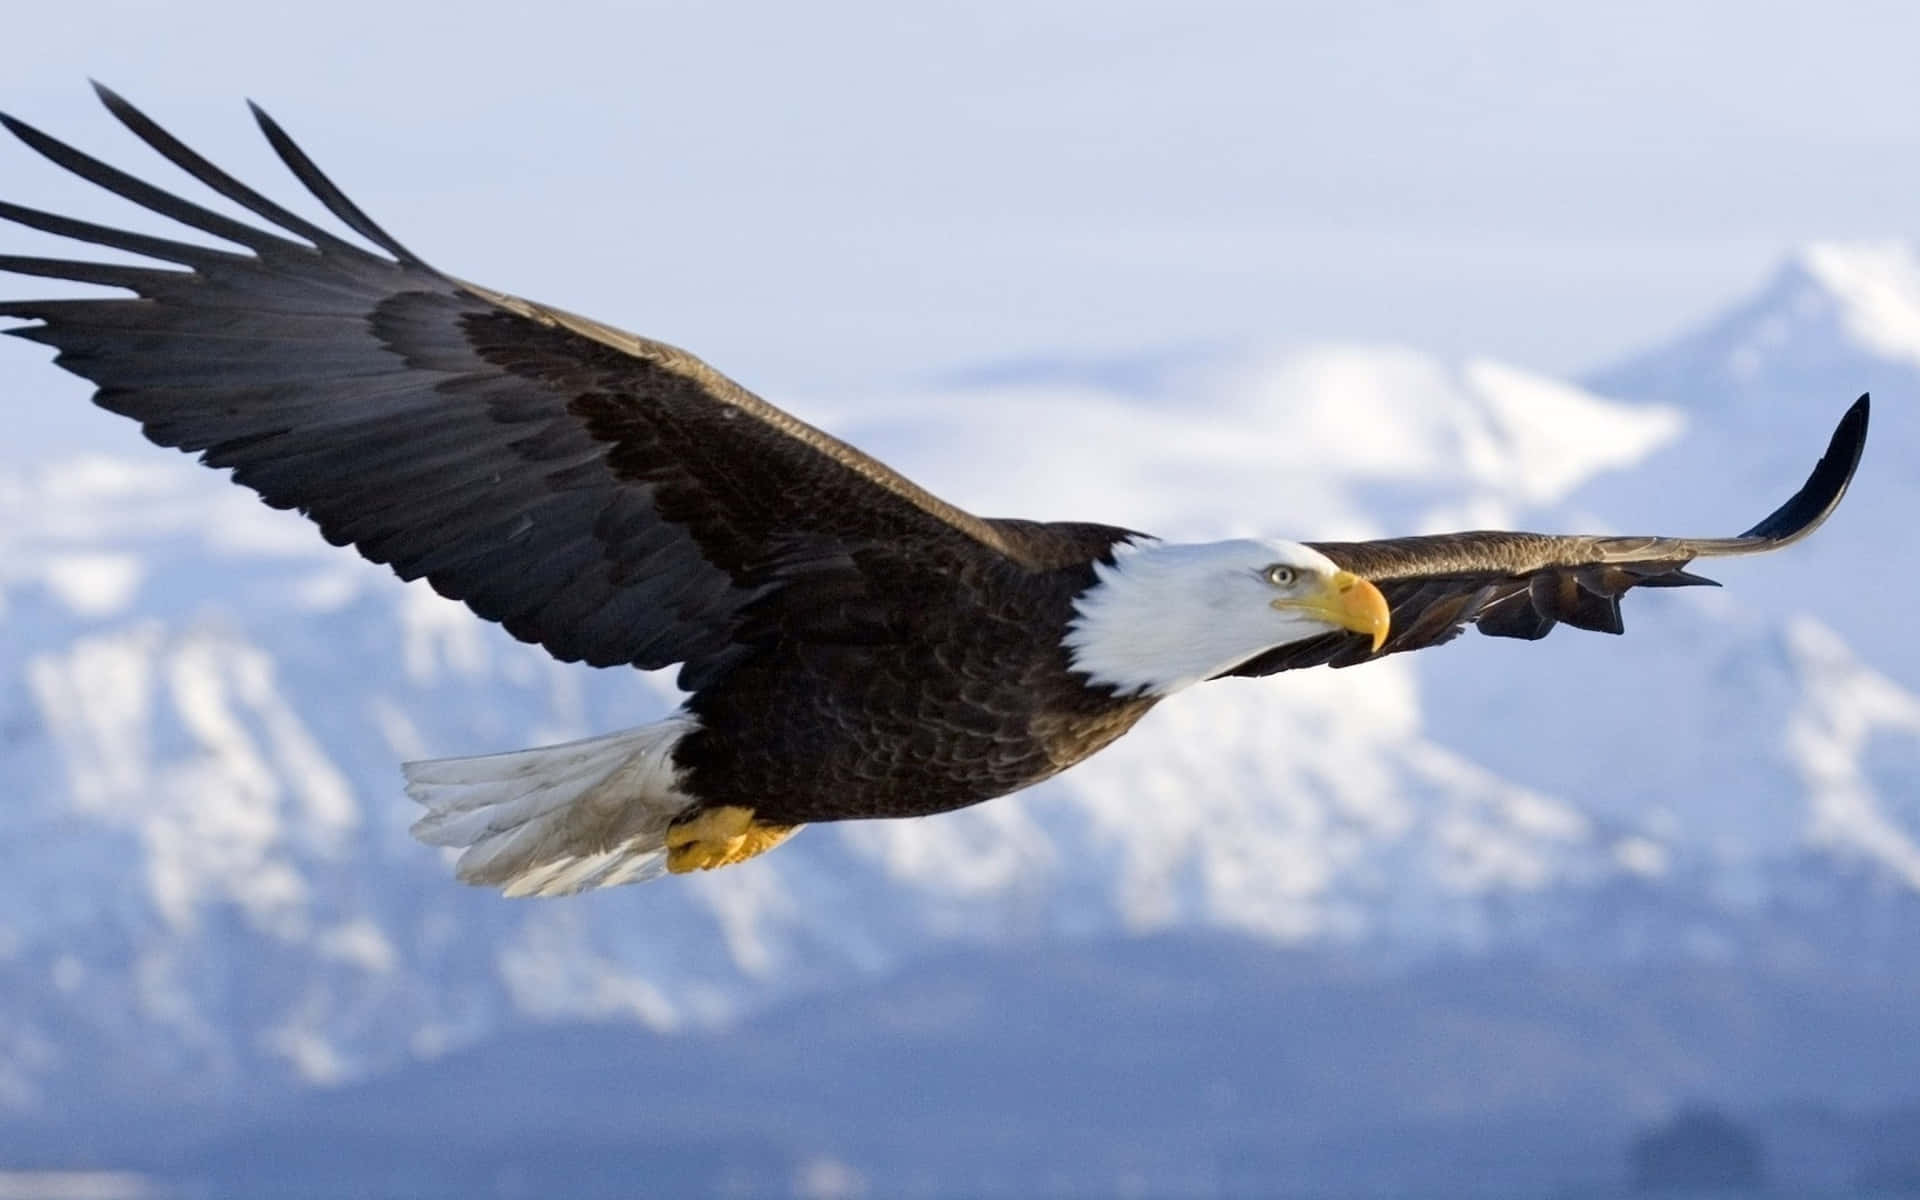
[665,805,799,873]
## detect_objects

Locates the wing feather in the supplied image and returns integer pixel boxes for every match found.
[0,89,1039,687]
[1224,395,1868,676]
[0,109,305,257]
[89,82,371,259]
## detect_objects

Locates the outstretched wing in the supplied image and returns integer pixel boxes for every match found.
[1223,395,1868,677]
[0,86,1036,690]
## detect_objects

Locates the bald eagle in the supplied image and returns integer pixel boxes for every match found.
[0,88,1867,897]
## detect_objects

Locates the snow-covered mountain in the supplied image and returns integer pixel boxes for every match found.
[1581,242,1917,672]
[2,248,1917,1120]
[1415,243,1920,868]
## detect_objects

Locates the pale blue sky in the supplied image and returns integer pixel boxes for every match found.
[5,0,1920,444]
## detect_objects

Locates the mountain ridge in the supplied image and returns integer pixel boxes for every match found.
[2,244,1916,1121]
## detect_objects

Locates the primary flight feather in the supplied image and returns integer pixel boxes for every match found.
[0,87,1868,896]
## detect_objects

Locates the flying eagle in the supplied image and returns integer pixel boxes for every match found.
[0,88,1868,897]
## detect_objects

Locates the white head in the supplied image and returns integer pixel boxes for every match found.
[1064,538,1391,697]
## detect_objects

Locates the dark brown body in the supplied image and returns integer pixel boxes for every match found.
[674,526,1157,825]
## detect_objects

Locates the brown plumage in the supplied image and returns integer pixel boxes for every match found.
[1230,424,1867,677]
[0,87,1868,893]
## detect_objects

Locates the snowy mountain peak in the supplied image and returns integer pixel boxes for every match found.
[855,344,1680,544]
[1791,240,1920,367]
[1591,239,1920,401]
[0,325,1909,1114]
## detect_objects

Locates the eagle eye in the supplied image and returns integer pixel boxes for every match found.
[1265,565,1297,587]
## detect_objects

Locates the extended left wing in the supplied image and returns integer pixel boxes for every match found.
[0,87,1049,695]
[1222,394,1868,677]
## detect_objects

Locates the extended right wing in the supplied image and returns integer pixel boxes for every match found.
[1222,394,1868,676]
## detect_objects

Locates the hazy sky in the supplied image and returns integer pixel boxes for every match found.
[6,0,1920,425]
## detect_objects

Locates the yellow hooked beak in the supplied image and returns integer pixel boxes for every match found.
[1275,569,1391,652]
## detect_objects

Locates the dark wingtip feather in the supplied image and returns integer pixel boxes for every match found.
[90,81,146,129]
[83,84,372,260]
[0,103,304,257]
[0,196,238,268]
[1737,393,1869,543]
[0,113,66,168]
[1636,568,1722,589]
[246,100,426,267]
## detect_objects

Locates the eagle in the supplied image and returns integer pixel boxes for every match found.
[0,87,1868,897]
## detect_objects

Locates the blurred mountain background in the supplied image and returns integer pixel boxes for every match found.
[3,242,1918,1195]
[6,4,1920,1196]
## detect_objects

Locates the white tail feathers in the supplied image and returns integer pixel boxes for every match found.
[404,715,698,898]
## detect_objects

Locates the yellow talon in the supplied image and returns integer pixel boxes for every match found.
[665,805,800,873]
